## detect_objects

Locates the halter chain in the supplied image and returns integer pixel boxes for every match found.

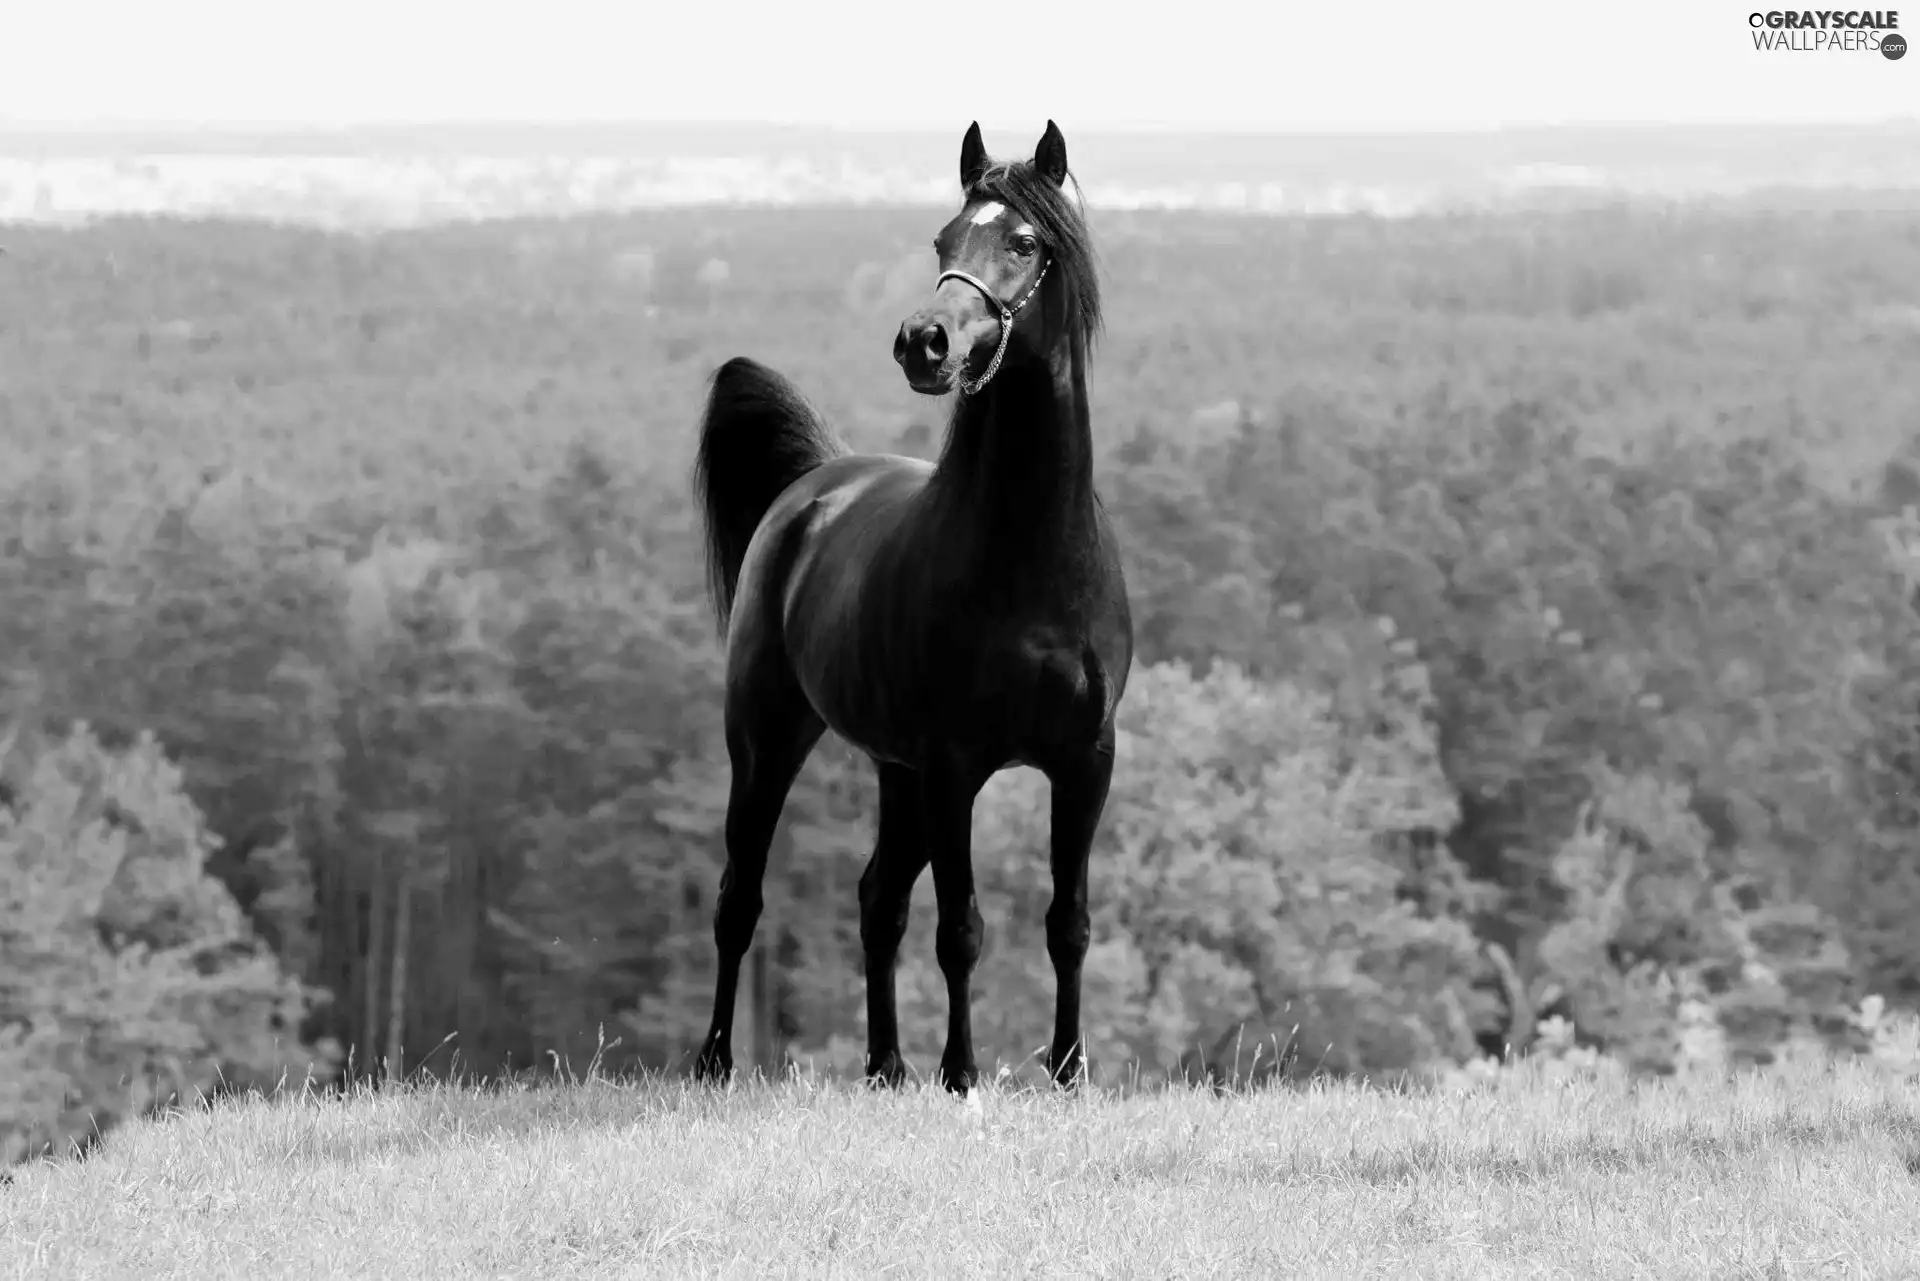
[935,258,1050,396]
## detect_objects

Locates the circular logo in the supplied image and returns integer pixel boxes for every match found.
[1885,33,1908,59]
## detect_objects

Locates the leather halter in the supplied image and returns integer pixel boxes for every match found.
[936,257,1050,396]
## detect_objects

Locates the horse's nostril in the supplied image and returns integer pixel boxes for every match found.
[922,324,948,361]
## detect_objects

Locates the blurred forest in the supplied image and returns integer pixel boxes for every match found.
[5,198,1920,1161]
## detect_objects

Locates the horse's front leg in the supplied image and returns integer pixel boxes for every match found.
[1043,736,1115,1088]
[860,761,932,1087]
[923,757,989,1095]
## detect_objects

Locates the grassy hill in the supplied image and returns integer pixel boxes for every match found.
[3,1054,1917,1279]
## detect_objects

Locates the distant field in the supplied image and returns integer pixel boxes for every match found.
[4,121,1920,226]
[3,1061,1917,1279]
[4,198,1915,506]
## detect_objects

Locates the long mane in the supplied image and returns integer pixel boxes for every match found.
[966,159,1103,352]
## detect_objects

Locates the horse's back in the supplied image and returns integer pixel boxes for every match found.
[718,451,934,757]
[727,451,931,651]
[746,452,931,578]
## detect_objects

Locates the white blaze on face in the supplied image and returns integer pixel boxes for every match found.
[968,201,1006,227]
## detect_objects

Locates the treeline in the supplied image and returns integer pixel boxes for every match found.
[3,200,1919,1162]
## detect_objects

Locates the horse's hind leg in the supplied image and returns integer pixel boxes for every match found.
[692,668,823,1085]
[859,761,931,1088]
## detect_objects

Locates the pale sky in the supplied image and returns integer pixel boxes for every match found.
[2,0,1912,130]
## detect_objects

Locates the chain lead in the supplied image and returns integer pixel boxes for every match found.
[936,258,1050,396]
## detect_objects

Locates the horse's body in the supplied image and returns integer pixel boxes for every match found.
[690,121,1131,1092]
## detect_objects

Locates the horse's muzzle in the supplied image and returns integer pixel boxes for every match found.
[894,317,953,394]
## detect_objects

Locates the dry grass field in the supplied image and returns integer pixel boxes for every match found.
[4,1056,1919,1280]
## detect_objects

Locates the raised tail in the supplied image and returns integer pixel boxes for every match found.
[691,356,845,635]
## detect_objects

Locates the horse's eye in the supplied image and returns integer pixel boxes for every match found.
[1012,235,1038,257]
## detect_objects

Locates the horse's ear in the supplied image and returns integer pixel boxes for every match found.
[1034,119,1068,186]
[960,121,988,190]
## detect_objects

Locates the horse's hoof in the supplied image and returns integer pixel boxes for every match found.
[865,1051,909,1089]
[1048,1048,1087,1089]
[692,1046,732,1086]
[937,1060,979,1096]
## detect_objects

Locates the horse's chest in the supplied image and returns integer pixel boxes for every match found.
[952,632,1109,751]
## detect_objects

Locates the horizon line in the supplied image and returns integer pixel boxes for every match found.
[3,115,1920,137]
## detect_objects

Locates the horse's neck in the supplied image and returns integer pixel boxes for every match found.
[929,345,1098,572]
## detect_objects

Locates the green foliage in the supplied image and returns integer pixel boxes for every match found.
[1108,371,1919,1067]
[1533,763,1854,1073]
[0,723,338,1164]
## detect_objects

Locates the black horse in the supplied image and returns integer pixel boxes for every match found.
[689,120,1132,1094]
